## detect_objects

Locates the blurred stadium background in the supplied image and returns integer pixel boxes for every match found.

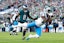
[0,0,64,32]
[0,0,64,43]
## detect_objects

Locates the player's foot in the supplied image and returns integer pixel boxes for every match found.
[10,33,12,35]
[22,37,25,40]
[10,34,11,35]
[14,33,18,35]
[26,37,30,40]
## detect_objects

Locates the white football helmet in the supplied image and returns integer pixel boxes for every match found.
[45,7,53,16]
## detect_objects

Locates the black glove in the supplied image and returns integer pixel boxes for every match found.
[33,16,38,20]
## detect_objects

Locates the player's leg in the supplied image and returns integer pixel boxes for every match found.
[22,21,36,40]
[27,21,36,28]
[12,27,18,35]
[12,20,18,35]
[10,27,17,35]
[26,24,46,40]
[35,27,41,36]
[9,24,14,35]
[28,27,41,38]
[12,22,27,39]
[26,27,41,40]
[22,27,27,40]
[48,24,53,32]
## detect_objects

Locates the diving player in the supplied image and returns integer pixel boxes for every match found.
[12,7,54,40]
[12,8,47,40]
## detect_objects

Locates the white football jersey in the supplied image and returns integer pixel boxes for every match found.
[10,12,17,23]
[35,17,43,26]
[35,11,47,26]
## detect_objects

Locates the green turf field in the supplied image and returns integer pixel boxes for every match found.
[0,32,64,43]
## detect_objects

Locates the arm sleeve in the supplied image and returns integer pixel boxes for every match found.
[27,11,38,20]
[27,11,33,19]
[12,14,17,20]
